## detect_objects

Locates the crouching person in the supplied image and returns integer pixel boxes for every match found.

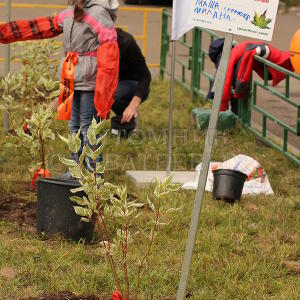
[111,28,151,132]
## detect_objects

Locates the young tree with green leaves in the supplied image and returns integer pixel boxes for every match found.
[59,119,181,300]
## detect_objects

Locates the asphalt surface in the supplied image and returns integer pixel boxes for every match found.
[0,1,299,153]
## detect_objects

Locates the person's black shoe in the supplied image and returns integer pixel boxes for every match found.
[110,115,137,139]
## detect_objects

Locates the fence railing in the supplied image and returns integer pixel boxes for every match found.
[250,56,300,163]
[0,2,162,69]
[160,8,300,166]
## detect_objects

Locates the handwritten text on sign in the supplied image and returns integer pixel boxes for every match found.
[189,0,279,41]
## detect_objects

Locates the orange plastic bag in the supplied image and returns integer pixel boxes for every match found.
[31,168,51,188]
[94,42,119,119]
[57,52,78,120]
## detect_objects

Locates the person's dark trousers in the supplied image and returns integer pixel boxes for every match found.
[230,97,239,115]
[112,80,149,116]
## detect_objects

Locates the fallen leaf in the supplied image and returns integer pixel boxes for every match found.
[246,204,259,211]
[0,267,17,280]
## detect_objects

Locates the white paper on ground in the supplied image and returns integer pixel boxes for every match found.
[182,155,274,196]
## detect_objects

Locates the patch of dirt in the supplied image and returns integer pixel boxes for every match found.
[2,181,33,193]
[284,261,300,273]
[0,267,17,280]
[0,192,37,230]
[21,292,176,300]
[245,203,259,212]
[21,291,110,300]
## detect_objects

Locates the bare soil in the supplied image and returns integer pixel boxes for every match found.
[21,292,177,300]
[0,190,37,231]
[21,291,110,300]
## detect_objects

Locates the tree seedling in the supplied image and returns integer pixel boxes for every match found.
[59,119,181,299]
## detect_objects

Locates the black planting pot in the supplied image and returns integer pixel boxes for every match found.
[212,169,247,202]
[110,115,136,138]
[37,178,94,242]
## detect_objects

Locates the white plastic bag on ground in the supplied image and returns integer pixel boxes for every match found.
[182,154,274,196]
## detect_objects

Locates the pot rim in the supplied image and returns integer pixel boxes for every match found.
[212,168,247,179]
[37,177,81,187]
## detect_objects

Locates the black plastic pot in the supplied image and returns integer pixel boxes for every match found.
[110,115,136,138]
[37,178,94,242]
[212,169,247,202]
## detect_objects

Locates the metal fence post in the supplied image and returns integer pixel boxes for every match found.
[246,78,252,127]
[4,0,11,133]
[160,8,168,80]
[238,77,252,127]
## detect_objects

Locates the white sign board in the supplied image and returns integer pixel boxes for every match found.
[189,0,279,41]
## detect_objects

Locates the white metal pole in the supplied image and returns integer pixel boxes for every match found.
[4,0,11,133]
[176,33,233,300]
[167,40,176,176]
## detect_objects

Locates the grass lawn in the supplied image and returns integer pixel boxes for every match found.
[0,80,299,299]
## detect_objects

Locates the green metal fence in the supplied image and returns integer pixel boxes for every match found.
[160,8,300,166]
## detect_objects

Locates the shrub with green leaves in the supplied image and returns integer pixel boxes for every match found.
[12,39,61,105]
[59,119,181,300]
[0,72,23,131]
[0,40,60,177]
[0,40,61,134]
[5,104,55,176]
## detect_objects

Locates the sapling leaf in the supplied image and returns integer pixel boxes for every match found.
[164,176,173,187]
[84,156,94,173]
[68,138,79,154]
[147,197,155,211]
[85,145,94,159]
[79,146,86,166]
[96,161,106,174]
[119,186,128,202]
[165,207,181,214]
[58,134,69,145]
[154,185,160,198]
[70,196,88,206]
[104,205,112,217]
[74,206,92,218]
[91,144,104,161]
[58,156,78,167]
[96,176,105,187]
[116,229,123,238]
[69,166,82,179]
[34,88,45,98]
[168,183,181,192]
[110,197,122,207]
[87,125,97,146]
[157,221,170,226]
[128,201,144,208]
[80,217,90,223]
[74,131,82,153]
[134,212,142,220]
[91,118,98,130]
